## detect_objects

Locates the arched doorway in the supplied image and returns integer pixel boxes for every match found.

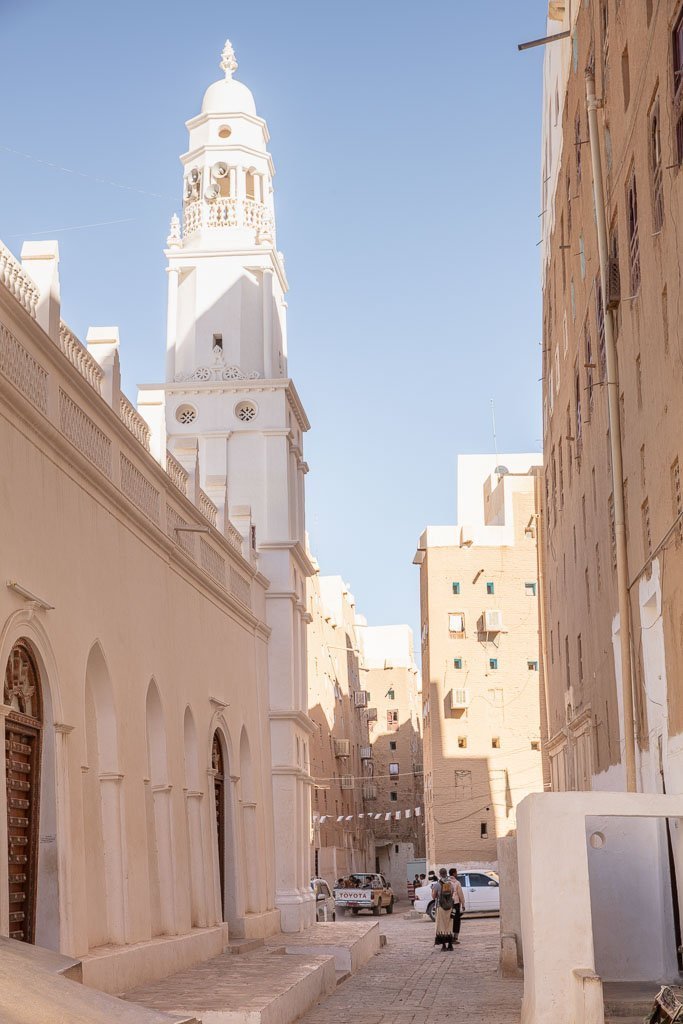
[212,731,226,916]
[4,640,43,943]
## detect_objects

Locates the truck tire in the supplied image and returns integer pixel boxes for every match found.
[352,908,359,915]
[372,904,380,916]
[386,899,394,915]
[427,900,436,922]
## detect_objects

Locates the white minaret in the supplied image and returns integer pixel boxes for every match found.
[158,41,315,932]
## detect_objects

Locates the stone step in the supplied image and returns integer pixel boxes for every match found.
[0,936,194,1024]
[265,920,381,974]
[225,937,265,955]
[125,948,337,1024]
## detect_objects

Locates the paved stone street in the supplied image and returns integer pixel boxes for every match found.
[302,911,522,1024]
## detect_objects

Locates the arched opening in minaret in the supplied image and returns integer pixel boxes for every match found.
[245,170,256,201]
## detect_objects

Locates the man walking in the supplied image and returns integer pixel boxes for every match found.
[448,868,466,945]
[431,868,455,951]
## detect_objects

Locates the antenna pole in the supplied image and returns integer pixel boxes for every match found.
[491,400,500,470]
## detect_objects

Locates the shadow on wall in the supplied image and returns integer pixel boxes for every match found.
[369,716,425,857]
[428,680,498,865]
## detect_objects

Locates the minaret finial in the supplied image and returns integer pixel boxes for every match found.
[167,213,181,249]
[220,39,238,79]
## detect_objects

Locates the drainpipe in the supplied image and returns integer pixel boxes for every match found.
[585,70,637,792]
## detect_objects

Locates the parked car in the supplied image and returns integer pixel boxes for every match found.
[333,873,394,916]
[414,870,500,920]
[310,878,336,922]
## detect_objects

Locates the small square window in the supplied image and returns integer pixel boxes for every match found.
[528,660,539,671]
[531,740,541,751]
[492,737,501,749]
[390,791,398,802]
[452,581,460,595]
[454,658,463,670]
[458,736,468,749]
[389,740,397,751]
[480,821,489,839]
[525,582,537,597]
[486,581,495,595]
[489,658,498,670]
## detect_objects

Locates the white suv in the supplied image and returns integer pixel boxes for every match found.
[310,878,336,922]
[414,870,500,919]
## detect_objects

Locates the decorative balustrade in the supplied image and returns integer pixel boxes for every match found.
[183,197,274,240]
[165,449,188,496]
[198,489,218,527]
[0,241,39,319]
[58,322,103,394]
[119,394,151,451]
[225,522,244,553]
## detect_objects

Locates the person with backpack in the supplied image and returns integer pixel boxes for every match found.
[448,867,466,944]
[431,867,456,951]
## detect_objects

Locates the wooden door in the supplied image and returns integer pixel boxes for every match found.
[5,642,42,944]
[212,733,225,917]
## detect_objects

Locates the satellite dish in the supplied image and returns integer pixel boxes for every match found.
[205,184,220,201]
[212,162,229,179]
[495,465,510,476]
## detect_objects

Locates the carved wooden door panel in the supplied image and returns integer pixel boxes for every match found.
[212,733,225,917]
[5,642,42,944]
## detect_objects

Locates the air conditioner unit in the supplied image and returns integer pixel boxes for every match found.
[354,690,368,708]
[333,738,350,757]
[607,256,621,309]
[341,775,354,791]
[360,746,372,761]
[449,688,471,710]
[366,707,378,722]
[484,609,504,632]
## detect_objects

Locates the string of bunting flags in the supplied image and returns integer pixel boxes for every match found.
[313,807,422,825]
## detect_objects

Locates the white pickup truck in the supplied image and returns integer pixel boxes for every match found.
[334,873,394,916]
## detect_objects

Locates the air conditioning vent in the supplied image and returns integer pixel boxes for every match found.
[484,609,504,632]
[333,738,350,757]
[449,688,471,710]
[354,690,369,708]
[341,775,354,791]
[360,746,372,761]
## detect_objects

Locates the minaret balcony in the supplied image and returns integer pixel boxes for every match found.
[183,197,274,244]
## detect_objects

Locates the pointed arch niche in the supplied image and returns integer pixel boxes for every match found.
[145,681,176,936]
[83,643,126,946]
[239,727,260,915]
[183,708,207,928]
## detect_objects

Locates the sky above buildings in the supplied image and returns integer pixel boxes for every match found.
[1,1,545,650]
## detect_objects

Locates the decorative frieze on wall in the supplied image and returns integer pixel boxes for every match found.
[120,454,161,524]
[59,388,112,477]
[173,346,260,384]
[166,504,197,558]
[0,323,48,413]
[200,538,226,586]
[229,567,251,607]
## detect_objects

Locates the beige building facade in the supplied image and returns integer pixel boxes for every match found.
[415,455,546,869]
[537,0,683,983]
[0,237,280,993]
[359,625,424,894]
[307,573,372,881]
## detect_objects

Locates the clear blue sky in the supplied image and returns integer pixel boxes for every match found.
[1,1,545,648]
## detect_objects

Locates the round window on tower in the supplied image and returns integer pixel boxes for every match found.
[235,401,257,423]
[218,125,232,139]
[176,404,197,425]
